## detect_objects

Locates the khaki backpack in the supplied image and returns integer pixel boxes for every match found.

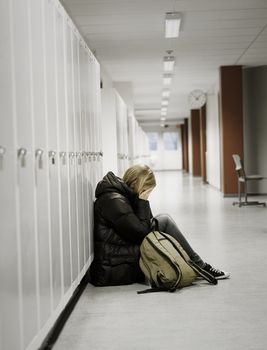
[138,231,217,294]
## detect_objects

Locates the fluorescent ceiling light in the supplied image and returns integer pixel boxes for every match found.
[162,89,170,98]
[163,56,175,72]
[165,12,181,38]
[160,117,166,121]
[161,107,167,113]
[161,99,169,106]
[163,74,172,85]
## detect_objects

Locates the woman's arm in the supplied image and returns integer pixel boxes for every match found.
[97,193,152,244]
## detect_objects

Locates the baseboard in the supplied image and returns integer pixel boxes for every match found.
[38,272,89,350]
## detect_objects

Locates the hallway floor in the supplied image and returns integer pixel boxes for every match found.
[54,171,267,350]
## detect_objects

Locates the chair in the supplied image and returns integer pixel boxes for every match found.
[232,154,266,207]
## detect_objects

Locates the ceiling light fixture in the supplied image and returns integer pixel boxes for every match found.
[165,12,181,38]
[161,99,169,106]
[160,117,166,121]
[163,56,175,72]
[161,107,167,113]
[162,89,170,98]
[163,74,172,85]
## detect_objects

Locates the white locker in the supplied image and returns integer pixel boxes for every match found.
[29,0,52,328]
[80,47,90,263]
[73,34,84,274]
[65,22,79,282]
[0,2,21,349]
[1,0,103,348]
[44,0,62,310]
[12,0,39,347]
[55,5,72,293]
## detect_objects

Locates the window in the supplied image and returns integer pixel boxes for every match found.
[163,132,178,150]
[147,132,158,151]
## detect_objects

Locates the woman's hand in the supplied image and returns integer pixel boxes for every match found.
[139,188,154,200]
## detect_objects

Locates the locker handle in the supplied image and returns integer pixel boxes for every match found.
[17,148,27,167]
[69,152,75,165]
[0,146,6,170]
[60,152,67,165]
[76,152,82,165]
[49,150,56,165]
[35,149,44,169]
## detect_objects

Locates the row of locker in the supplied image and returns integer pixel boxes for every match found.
[0,0,102,349]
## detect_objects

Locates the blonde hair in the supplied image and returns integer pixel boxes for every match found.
[123,164,156,194]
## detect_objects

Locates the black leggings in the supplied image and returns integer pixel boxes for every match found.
[155,214,205,267]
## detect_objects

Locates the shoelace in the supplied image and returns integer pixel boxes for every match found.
[209,266,222,275]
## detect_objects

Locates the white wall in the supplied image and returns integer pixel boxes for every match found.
[101,69,118,175]
[206,90,221,190]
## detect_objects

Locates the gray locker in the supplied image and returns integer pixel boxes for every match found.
[1,0,103,348]
[65,23,79,282]
[0,1,21,348]
[55,5,72,293]
[29,0,52,327]
[12,0,39,346]
[44,0,62,310]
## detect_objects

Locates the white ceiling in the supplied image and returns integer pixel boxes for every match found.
[61,0,267,127]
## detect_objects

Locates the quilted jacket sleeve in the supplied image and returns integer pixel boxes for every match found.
[97,193,152,244]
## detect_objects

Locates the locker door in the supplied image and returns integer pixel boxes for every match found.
[80,47,90,264]
[83,51,92,263]
[77,40,85,271]
[12,0,38,346]
[95,62,103,183]
[29,0,52,328]
[44,0,62,309]
[89,56,96,192]
[73,32,83,274]
[66,23,78,282]
[87,53,94,259]
[55,5,71,293]
[0,2,21,349]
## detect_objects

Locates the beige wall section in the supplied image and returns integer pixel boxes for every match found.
[100,69,118,175]
[206,90,221,190]
[219,66,244,195]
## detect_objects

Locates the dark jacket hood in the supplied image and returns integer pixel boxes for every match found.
[95,172,137,200]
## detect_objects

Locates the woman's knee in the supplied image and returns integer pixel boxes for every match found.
[155,213,173,229]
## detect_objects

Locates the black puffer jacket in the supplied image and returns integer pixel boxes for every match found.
[90,172,153,286]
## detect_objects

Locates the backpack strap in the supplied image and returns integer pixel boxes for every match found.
[159,232,217,285]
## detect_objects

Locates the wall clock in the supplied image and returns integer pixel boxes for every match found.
[188,89,206,109]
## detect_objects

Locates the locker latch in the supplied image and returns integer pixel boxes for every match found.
[0,146,6,170]
[49,151,56,165]
[17,148,27,167]
[60,152,67,165]
[35,149,44,169]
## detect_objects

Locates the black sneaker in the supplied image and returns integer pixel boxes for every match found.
[203,263,230,280]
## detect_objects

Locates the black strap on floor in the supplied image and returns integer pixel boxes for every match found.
[39,273,88,349]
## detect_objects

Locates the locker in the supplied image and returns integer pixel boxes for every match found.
[0,2,21,349]
[80,47,90,263]
[76,40,85,271]
[65,23,79,282]
[29,0,52,327]
[55,5,72,292]
[44,0,62,310]
[1,0,104,347]
[12,0,39,346]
